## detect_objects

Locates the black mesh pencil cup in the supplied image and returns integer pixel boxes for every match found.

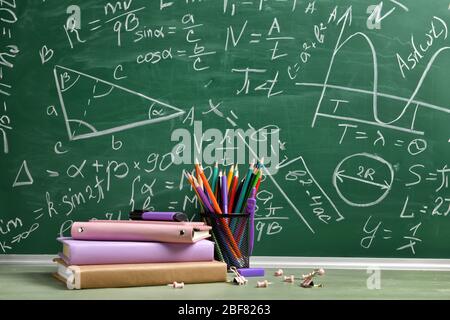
[201,212,250,269]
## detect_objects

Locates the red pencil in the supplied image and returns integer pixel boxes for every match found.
[228,170,239,214]
[255,175,262,192]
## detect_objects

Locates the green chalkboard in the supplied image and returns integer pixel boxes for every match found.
[1,0,450,258]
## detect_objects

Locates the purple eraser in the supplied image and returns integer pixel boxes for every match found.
[141,212,187,222]
[237,268,265,277]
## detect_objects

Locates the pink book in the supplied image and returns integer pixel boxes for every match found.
[71,221,211,243]
[90,220,206,226]
[57,237,214,265]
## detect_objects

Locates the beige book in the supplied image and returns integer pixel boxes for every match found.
[53,258,227,290]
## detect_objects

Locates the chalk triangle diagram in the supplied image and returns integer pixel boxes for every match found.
[12,160,34,187]
[53,65,185,141]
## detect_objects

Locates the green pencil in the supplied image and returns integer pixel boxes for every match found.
[211,161,219,195]
[234,160,254,213]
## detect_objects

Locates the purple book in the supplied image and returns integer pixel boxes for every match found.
[57,237,214,265]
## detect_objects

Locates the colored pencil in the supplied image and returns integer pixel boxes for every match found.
[193,172,240,259]
[186,172,229,262]
[189,174,214,213]
[234,161,254,213]
[226,164,234,191]
[232,178,244,213]
[255,175,262,192]
[228,170,239,214]
[211,161,219,195]
[218,170,223,208]
[185,172,202,209]
[252,168,261,189]
[243,168,260,204]
[237,187,256,247]
[186,172,226,261]
[195,160,203,189]
[256,157,264,169]
[230,178,246,232]
[187,161,264,263]
[221,171,228,214]
[244,168,258,200]
[242,159,263,207]
[198,165,242,258]
[198,164,221,213]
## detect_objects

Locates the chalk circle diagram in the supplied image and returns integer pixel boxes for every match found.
[53,65,185,141]
[332,153,394,207]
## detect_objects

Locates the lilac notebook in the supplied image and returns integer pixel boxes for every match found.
[57,237,214,265]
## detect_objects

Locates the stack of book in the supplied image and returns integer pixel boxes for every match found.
[53,218,227,289]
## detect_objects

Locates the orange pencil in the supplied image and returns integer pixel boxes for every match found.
[195,159,203,189]
[198,164,222,213]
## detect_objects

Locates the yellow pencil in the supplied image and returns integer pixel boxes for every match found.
[227,164,234,191]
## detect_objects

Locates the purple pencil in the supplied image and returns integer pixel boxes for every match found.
[192,176,215,213]
[247,187,257,255]
[221,171,228,214]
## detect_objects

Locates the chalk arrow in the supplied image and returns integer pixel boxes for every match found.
[337,6,353,27]
[335,170,390,190]
[335,170,345,183]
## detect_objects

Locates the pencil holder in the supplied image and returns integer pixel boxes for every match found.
[201,212,250,269]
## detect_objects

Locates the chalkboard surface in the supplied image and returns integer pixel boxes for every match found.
[1,0,450,257]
